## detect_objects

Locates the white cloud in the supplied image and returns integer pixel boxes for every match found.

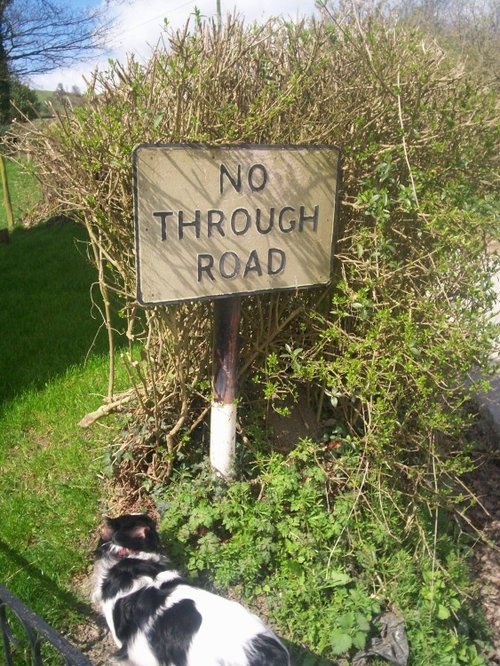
[30,0,320,91]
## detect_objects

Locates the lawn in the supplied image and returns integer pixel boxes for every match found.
[0,220,128,637]
[0,222,112,403]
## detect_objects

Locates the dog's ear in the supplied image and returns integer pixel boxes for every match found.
[143,514,158,531]
[126,515,158,543]
[100,517,115,542]
[127,516,160,551]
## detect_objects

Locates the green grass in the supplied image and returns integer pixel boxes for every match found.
[0,222,112,404]
[0,358,124,627]
[0,220,128,634]
[0,157,41,229]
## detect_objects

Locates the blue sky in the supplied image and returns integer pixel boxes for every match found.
[31,0,321,90]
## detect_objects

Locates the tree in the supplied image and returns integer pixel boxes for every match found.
[395,0,499,81]
[10,78,41,119]
[0,8,9,127]
[0,0,110,123]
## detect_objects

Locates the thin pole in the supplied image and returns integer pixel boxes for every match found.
[0,153,14,232]
[210,296,241,479]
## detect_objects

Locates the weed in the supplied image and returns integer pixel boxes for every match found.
[158,438,492,664]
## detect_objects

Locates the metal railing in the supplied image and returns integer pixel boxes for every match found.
[0,585,93,665]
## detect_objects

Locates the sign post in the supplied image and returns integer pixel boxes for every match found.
[133,144,340,478]
[211,296,241,477]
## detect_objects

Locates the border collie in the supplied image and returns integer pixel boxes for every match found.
[92,514,290,666]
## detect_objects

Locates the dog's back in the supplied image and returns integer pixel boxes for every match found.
[92,514,290,666]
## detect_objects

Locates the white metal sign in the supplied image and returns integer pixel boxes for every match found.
[133,144,340,305]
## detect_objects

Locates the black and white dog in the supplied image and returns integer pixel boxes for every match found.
[92,514,290,666]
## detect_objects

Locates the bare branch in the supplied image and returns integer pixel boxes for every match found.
[1,0,112,77]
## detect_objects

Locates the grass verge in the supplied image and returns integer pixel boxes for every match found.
[0,357,125,627]
[0,221,127,635]
[0,222,112,404]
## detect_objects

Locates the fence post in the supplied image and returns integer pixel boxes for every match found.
[0,153,14,232]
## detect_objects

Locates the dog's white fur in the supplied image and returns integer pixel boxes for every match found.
[92,519,290,666]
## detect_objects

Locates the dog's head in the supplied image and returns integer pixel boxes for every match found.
[98,513,160,556]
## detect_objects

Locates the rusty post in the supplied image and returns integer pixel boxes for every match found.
[210,296,241,478]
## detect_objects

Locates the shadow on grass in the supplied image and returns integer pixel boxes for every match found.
[0,538,93,619]
[0,219,124,406]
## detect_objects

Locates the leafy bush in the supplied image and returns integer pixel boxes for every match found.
[158,438,490,664]
[13,8,497,473]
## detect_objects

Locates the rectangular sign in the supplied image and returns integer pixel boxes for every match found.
[133,144,340,305]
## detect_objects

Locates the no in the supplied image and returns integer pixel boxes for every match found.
[220,163,268,194]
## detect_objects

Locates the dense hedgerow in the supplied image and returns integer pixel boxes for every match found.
[7,5,499,663]
[14,10,497,476]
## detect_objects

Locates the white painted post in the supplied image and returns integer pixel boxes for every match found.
[210,402,237,477]
[210,296,241,479]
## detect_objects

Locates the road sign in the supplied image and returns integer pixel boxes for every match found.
[133,144,340,306]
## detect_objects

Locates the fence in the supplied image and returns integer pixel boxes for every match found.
[0,585,92,665]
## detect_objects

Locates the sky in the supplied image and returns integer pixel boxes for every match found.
[30,0,321,91]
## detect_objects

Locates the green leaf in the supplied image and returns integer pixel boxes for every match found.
[325,570,352,587]
[338,612,355,630]
[153,112,164,129]
[330,630,353,655]
[353,630,368,650]
[437,604,451,620]
[356,612,371,632]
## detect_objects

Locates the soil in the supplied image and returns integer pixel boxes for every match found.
[71,614,115,665]
[464,416,500,664]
